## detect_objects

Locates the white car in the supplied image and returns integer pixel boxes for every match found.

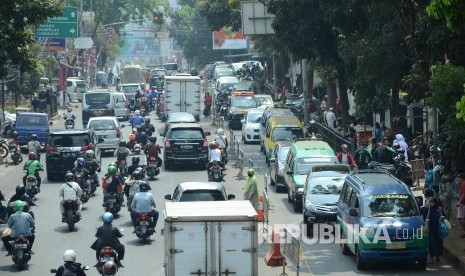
[66,78,87,102]
[241,108,265,143]
[254,94,274,108]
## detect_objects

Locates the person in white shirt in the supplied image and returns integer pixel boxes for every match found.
[59,171,83,221]
[214,128,228,149]
[207,142,224,180]
[325,107,336,128]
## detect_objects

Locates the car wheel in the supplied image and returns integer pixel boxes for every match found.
[356,246,366,270]
[287,189,292,203]
[417,257,427,270]
[164,160,171,170]
[270,174,275,186]
[293,198,301,213]
[341,231,350,255]
[47,168,56,182]
[306,222,313,237]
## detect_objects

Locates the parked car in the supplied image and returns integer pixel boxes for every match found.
[164,182,235,202]
[46,130,101,181]
[241,108,265,143]
[112,92,129,120]
[86,117,123,152]
[82,91,115,126]
[3,111,16,136]
[163,123,211,169]
[269,141,293,192]
[66,78,87,102]
[160,112,197,137]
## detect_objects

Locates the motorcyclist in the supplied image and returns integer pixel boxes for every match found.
[133,143,143,155]
[140,117,155,137]
[125,163,143,203]
[144,137,162,167]
[135,127,148,146]
[54,249,87,276]
[73,157,89,190]
[91,212,125,267]
[59,172,83,222]
[207,142,224,180]
[126,133,137,151]
[113,140,131,171]
[127,156,141,176]
[130,181,158,230]
[156,76,164,87]
[27,134,42,160]
[150,86,158,101]
[215,128,228,150]
[7,185,36,213]
[130,110,144,128]
[102,165,124,205]
[0,190,6,223]
[373,137,396,163]
[63,106,77,127]
[2,200,35,256]
[23,152,43,191]
[84,150,100,187]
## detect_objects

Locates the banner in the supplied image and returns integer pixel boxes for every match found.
[36,38,66,52]
[121,37,161,57]
[213,27,247,50]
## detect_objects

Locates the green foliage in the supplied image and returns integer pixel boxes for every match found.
[427,0,465,33]
[456,94,465,122]
[428,63,465,110]
[197,0,241,31]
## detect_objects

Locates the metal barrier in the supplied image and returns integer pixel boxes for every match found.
[312,120,356,153]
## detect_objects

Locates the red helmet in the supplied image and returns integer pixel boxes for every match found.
[28,152,37,160]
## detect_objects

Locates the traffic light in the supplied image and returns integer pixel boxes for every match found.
[153,12,164,24]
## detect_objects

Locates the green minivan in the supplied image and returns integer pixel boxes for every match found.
[284,139,337,212]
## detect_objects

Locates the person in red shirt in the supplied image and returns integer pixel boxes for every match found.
[337,144,357,170]
[204,92,212,117]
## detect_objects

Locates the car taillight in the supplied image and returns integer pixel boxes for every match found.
[116,127,121,138]
[165,138,171,150]
[141,214,146,221]
[213,164,219,169]
[47,144,57,153]
[203,138,208,149]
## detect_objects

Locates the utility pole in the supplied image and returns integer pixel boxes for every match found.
[302,58,308,124]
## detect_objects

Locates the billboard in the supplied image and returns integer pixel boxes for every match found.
[36,38,66,51]
[213,27,248,50]
[121,37,161,57]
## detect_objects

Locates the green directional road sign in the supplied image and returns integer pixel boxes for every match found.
[36,7,78,38]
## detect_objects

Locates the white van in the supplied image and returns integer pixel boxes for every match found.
[113,92,129,120]
[86,117,122,151]
[216,76,239,93]
[67,78,87,102]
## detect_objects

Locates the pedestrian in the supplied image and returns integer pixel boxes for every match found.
[31,93,40,113]
[320,95,327,110]
[395,134,409,162]
[243,169,259,211]
[425,197,445,263]
[456,173,465,238]
[337,144,357,170]
[439,171,454,220]
[204,92,212,118]
[325,108,336,128]
[275,90,284,108]
[354,142,372,170]
[374,122,382,142]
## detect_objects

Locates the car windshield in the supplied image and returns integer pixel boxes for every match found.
[363,194,419,217]
[17,115,46,126]
[179,190,226,201]
[216,70,234,77]
[163,64,178,71]
[234,81,254,91]
[122,86,139,93]
[49,133,90,147]
[85,93,110,104]
[247,112,262,123]
[152,70,166,77]
[295,157,338,174]
[89,120,116,131]
[231,97,257,108]
[220,82,238,91]
[170,129,203,139]
[169,114,196,123]
[307,176,345,195]
[271,127,303,142]
[278,147,290,161]
[76,82,86,88]
[257,97,273,105]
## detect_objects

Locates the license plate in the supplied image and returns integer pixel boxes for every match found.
[101,256,114,262]
[98,135,108,139]
[62,152,77,158]
[140,221,149,225]
[386,242,406,250]
[92,110,104,116]
[108,198,117,203]
[14,244,28,249]
[181,145,193,149]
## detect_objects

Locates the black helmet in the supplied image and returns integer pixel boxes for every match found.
[144,117,150,124]
[65,171,75,181]
[119,140,126,147]
[149,136,157,143]
[139,181,151,192]
[132,156,140,164]
[12,131,18,138]
[31,134,38,140]
[132,167,143,180]
[16,185,26,196]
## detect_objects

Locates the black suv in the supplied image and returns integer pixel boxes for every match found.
[46,130,101,181]
[163,123,211,170]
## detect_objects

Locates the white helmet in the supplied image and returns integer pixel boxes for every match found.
[217,128,224,135]
[63,249,76,262]
[134,144,142,151]
[135,110,141,115]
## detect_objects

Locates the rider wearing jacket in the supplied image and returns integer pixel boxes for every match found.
[130,110,144,127]
[27,134,42,159]
[59,172,83,222]
[113,140,131,170]
[126,134,137,151]
[144,137,162,167]
[2,200,35,256]
[91,212,125,267]
[207,142,224,180]
[84,150,100,186]
[102,165,124,204]
[23,152,43,190]
[63,107,77,127]
[140,117,155,137]
[55,249,87,276]
[130,181,158,229]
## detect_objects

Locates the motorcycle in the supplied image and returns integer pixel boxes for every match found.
[75,169,90,203]
[87,171,99,194]
[25,175,39,198]
[0,138,9,158]
[65,118,75,129]
[133,212,155,242]
[146,156,160,180]
[118,159,128,175]
[104,192,121,215]
[219,103,229,118]
[8,141,22,164]
[208,161,225,182]
[63,199,81,231]
[51,266,89,274]
[12,236,32,270]
[96,247,120,275]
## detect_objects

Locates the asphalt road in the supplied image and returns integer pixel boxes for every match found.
[0,90,461,275]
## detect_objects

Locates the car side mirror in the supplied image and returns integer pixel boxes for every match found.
[349,208,359,217]
[241,119,245,124]
[164,194,172,200]
[49,121,53,126]
[286,171,293,176]
[228,194,235,200]
[205,131,211,136]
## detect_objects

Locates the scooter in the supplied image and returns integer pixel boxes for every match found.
[65,118,75,129]
[145,156,160,180]
[11,236,32,270]
[208,161,225,182]
[75,169,90,203]
[96,247,120,275]
[87,171,99,194]
[220,148,228,164]
[25,175,39,198]
[63,199,81,231]
[8,141,22,165]
[104,192,121,215]
[133,212,155,242]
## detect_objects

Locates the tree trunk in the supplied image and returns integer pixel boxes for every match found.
[279,51,291,92]
[336,62,350,133]
[327,80,337,110]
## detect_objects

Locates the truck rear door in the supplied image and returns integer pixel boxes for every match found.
[184,80,201,117]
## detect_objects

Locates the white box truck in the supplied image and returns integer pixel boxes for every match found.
[163,76,202,120]
[163,201,258,276]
